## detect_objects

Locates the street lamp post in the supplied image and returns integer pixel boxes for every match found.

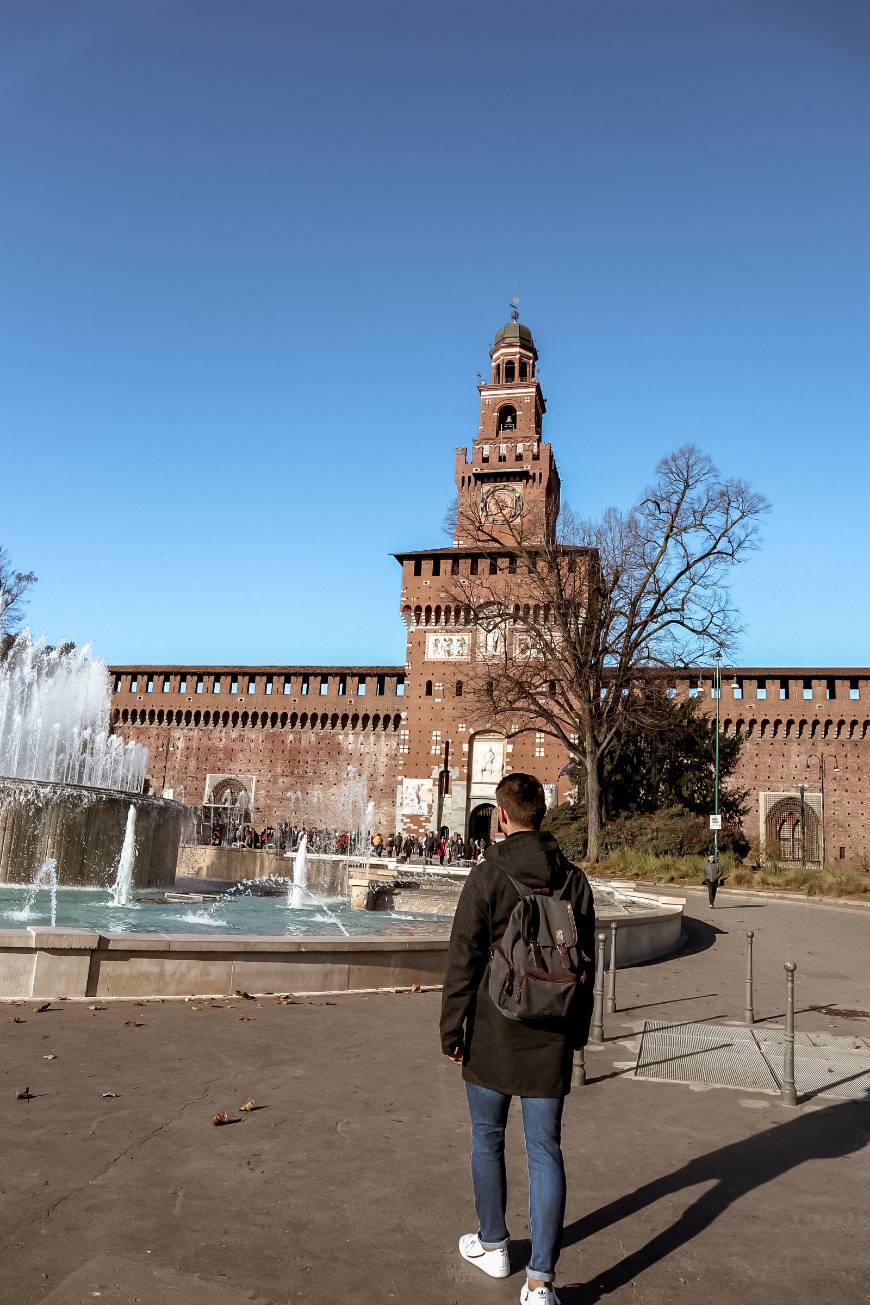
[805,753,839,868]
[713,654,721,869]
[797,782,806,868]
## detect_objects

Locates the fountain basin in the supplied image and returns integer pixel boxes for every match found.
[0,926,450,1000]
[0,778,187,888]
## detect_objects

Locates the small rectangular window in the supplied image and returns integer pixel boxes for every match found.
[146,676,154,693]
[666,684,677,700]
[481,444,490,463]
[688,683,699,699]
[320,677,329,695]
[470,557,479,576]
[213,677,221,694]
[733,679,743,700]
[451,558,460,576]
[376,675,385,696]
[338,675,347,696]
[195,677,204,695]
[396,678,405,697]
[113,675,122,693]
[163,677,171,693]
[265,676,273,695]
[508,556,517,574]
[756,684,767,700]
[431,558,441,577]
[711,686,720,700]
[850,679,860,701]
[179,677,187,694]
[247,677,256,695]
[779,678,788,700]
[803,678,813,700]
[358,677,366,696]
[301,675,309,696]
[489,557,498,574]
[826,677,836,700]
[130,676,138,693]
[413,559,422,576]
[283,676,292,695]
[230,676,238,694]
[839,846,846,860]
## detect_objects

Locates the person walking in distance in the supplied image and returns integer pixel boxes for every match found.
[704,852,720,908]
[440,773,596,1305]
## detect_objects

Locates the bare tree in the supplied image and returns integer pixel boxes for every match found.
[0,546,37,641]
[445,445,769,862]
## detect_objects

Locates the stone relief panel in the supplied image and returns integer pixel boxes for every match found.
[471,736,505,786]
[425,632,471,662]
[401,777,435,817]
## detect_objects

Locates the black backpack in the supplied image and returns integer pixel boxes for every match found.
[487,870,588,1022]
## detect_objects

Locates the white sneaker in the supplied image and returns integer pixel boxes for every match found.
[520,1284,561,1305]
[458,1233,510,1278]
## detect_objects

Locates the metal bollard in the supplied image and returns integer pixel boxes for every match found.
[606,920,618,1014]
[589,931,606,1045]
[781,961,798,1107]
[571,1046,587,1087]
[744,931,755,1025]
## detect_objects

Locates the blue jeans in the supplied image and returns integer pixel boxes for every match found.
[465,1082,566,1283]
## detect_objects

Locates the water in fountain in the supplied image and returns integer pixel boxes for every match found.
[0,633,147,791]
[288,832,308,908]
[6,858,59,926]
[109,804,137,907]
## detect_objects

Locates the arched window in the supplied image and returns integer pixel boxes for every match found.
[504,360,515,383]
[497,405,517,432]
[494,363,501,382]
[425,680,433,697]
[519,360,528,381]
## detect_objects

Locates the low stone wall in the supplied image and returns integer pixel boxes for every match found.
[0,779,188,888]
[0,926,448,1000]
[177,846,348,895]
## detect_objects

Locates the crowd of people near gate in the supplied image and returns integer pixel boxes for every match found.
[207,821,489,865]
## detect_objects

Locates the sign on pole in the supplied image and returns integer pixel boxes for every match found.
[709,814,722,831]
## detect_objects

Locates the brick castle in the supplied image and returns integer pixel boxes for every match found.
[110,318,870,865]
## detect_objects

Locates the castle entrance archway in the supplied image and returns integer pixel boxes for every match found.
[468,802,497,848]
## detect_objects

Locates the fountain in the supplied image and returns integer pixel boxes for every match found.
[109,805,137,907]
[288,832,308,909]
[0,634,187,888]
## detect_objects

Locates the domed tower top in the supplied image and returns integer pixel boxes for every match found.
[492,319,537,357]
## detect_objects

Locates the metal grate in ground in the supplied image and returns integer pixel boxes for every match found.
[633,1021,870,1101]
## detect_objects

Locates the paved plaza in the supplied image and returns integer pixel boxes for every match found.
[1,887,868,1305]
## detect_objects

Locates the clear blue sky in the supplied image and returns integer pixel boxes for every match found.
[2,0,868,668]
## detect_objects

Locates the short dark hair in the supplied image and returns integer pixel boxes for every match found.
[496,773,546,830]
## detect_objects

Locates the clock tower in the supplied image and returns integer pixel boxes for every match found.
[453,311,561,547]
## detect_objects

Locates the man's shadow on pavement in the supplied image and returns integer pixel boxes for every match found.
[543,1091,868,1302]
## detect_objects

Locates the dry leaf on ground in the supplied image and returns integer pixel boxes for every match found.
[11,1016,25,1024]
[276,995,297,1005]
[101,1091,119,1099]
[124,1020,144,1028]
[238,1016,255,1022]
[234,990,255,1000]
[35,1002,51,1013]
[16,1086,32,1100]
[212,1112,231,1126]
[240,1100,255,1112]
[42,1055,57,1060]
[410,984,422,993]
[89,1004,106,1011]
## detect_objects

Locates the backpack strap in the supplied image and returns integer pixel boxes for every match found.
[557,865,577,900]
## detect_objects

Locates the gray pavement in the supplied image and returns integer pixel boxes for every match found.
[1,889,868,1305]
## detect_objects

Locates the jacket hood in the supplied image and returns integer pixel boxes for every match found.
[483,830,565,884]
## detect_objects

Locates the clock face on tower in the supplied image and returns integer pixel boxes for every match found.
[481,484,524,524]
